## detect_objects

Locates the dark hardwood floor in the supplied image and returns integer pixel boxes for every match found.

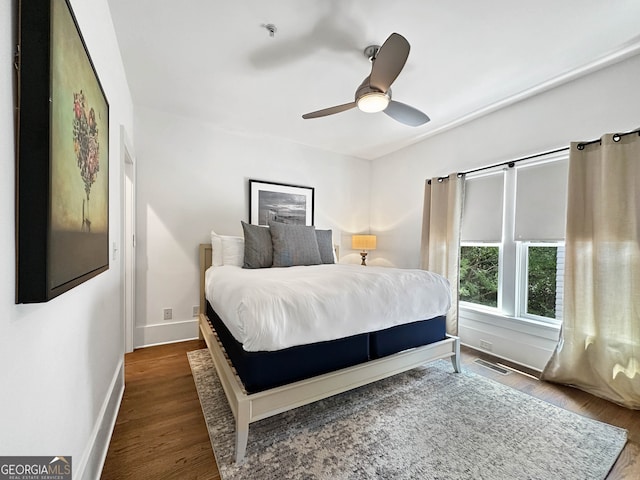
[101,340,218,480]
[101,341,639,479]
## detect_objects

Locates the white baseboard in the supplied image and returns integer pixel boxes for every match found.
[135,319,199,348]
[76,359,124,480]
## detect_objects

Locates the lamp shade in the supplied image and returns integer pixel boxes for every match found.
[352,234,377,250]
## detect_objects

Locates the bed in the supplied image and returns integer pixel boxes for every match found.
[198,229,460,463]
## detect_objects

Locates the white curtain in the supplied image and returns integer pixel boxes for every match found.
[421,175,465,336]
[542,133,640,409]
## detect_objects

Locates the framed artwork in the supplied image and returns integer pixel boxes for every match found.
[16,0,109,303]
[249,180,314,226]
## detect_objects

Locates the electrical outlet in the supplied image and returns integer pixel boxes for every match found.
[163,308,172,321]
[192,305,199,317]
[479,340,493,351]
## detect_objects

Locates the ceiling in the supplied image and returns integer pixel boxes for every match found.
[107,0,640,160]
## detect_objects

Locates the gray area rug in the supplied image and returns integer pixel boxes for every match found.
[188,349,627,480]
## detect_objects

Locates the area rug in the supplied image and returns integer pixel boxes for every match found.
[187,349,627,480]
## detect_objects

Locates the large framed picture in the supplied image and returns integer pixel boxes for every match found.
[249,180,314,226]
[16,0,109,303]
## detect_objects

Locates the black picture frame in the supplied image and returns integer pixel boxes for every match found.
[249,180,314,226]
[16,0,110,303]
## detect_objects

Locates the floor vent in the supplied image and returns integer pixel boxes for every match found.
[474,358,510,375]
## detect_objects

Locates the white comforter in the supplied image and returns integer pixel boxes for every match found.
[205,264,451,352]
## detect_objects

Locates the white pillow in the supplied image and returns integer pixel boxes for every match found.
[210,231,244,267]
[221,235,244,267]
[210,231,224,267]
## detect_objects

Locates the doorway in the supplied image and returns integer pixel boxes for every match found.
[120,126,136,353]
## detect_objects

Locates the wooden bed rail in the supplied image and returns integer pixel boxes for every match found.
[199,243,212,315]
[197,242,461,463]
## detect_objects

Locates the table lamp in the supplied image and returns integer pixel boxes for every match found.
[351,234,377,266]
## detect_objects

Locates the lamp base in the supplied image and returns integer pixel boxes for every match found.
[360,251,368,266]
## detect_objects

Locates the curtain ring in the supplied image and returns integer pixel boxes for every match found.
[577,144,585,150]
[612,134,621,142]
[437,177,444,183]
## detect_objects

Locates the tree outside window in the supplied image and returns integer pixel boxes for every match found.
[526,245,561,319]
[459,245,499,308]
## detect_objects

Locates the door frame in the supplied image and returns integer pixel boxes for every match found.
[120,125,136,353]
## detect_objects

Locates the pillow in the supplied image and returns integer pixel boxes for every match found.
[210,231,224,267]
[241,221,273,268]
[315,229,335,264]
[211,230,244,267]
[221,236,244,267]
[269,222,322,267]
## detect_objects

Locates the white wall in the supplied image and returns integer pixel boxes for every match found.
[371,53,640,269]
[133,53,640,360]
[0,1,133,478]
[134,106,371,346]
[369,53,640,370]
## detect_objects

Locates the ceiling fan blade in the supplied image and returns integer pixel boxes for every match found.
[302,102,357,119]
[369,33,410,92]
[384,100,430,127]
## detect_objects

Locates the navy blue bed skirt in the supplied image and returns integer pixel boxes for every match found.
[206,301,446,393]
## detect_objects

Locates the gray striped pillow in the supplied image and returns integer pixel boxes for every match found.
[315,229,335,264]
[269,222,322,267]
[241,221,273,268]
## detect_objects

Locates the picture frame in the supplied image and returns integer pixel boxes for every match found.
[16,0,109,303]
[249,180,314,226]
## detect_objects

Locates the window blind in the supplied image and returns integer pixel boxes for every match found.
[461,171,504,242]
[514,158,569,241]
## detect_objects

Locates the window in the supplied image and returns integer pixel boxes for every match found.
[460,154,568,324]
[459,245,499,308]
[520,243,564,322]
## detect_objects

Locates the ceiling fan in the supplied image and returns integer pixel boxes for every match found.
[302,33,430,127]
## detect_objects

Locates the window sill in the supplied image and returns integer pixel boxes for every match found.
[459,304,561,341]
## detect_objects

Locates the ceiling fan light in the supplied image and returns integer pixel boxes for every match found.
[357,92,390,113]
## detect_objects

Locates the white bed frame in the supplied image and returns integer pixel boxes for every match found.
[198,243,461,463]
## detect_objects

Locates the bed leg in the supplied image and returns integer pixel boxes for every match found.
[197,314,204,340]
[448,335,461,373]
[235,402,250,463]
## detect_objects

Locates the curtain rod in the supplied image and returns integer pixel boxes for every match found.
[461,146,569,177]
[428,128,640,184]
[576,127,640,150]
[427,146,568,185]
